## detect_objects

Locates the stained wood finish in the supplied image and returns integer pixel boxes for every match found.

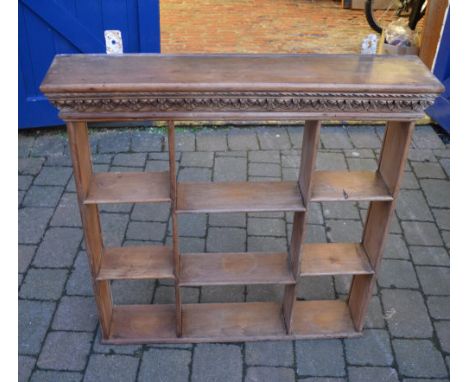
[300,243,374,276]
[67,121,112,338]
[96,246,174,281]
[180,252,294,286]
[348,121,414,331]
[177,181,305,213]
[84,171,171,204]
[310,171,392,201]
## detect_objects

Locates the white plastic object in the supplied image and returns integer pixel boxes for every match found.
[105,30,123,54]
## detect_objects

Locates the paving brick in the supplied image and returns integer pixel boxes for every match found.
[19,157,45,175]
[348,126,381,148]
[145,159,169,171]
[408,148,437,162]
[257,128,291,150]
[154,285,199,304]
[192,344,242,382]
[18,245,36,273]
[316,152,348,170]
[412,162,446,179]
[393,339,447,378]
[416,266,449,295]
[31,135,66,157]
[217,150,247,157]
[396,190,433,221]
[365,295,385,328]
[439,157,449,176]
[348,367,399,382]
[100,213,130,246]
[19,300,55,354]
[173,131,195,151]
[66,251,94,296]
[34,166,72,186]
[178,236,205,252]
[93,330,142,355]
[33,227,82,268]
[214,156,247,181]
[50,193,81,226]
[18,135,35,157]
[384,234,410,259]
[378,260,419,288]
[110,165,143,173]
[19,355,35,382]
[246,340,293,366]
[52,296,98,331]
[98,132,131,153]
[420,179,449,208]
[320,126,353,149]
[402,379,449,382]
[300,379,346,382]
[322,202,360,219]
[181,151,214,167]
[23,186,63,208]
[296,339,345,377]
[412,126,445,149]
[427,296,449,320]
[248,217,285,236]
[347,157,377,171]
[84,354,139,382]
[178,167,212,181]
[246,284,283,302]
[127,220,167,241]
[20,268,68,300]
[326,219,362,242]
[174,214,207,237]
[209,213,246,227]
[287,126,303,148]
[227,128,259,150]
[249,162,281,177]
[297,276,335,300]
[441,230,449,248]
[30,371,82,382]
[247,236,287,252]
[303,224,327,243]
[281,152,301,168]
[402,221,443,246]
[131,202,170,222]
[334,275,352,295]
[112,152,147,167]
[38,331,93,371]
[345,329,393,366]
[200,285,244,302]
[18,175,33,191]
[196,129,228,151]
[113,279,155,304]
[381,289,432,338]
[432,209,449,230]
[245,367,295,382]
[434,321,449,353]
[93,153,113,164]
[401,171,420,189]
[18,190,25,206]
[249,150,280,163]
[138,348,191,382]
[207,227,246,252]
[131,130,164,152]
[410,246,449,266]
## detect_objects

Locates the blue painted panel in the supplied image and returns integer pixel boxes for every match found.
[19,0,161,129]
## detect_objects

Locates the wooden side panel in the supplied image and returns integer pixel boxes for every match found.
[168,121,182,337]
[349,121,414,331]
[67,121,112,338]
[283,121,321,333]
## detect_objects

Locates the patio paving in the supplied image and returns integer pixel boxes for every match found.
[18,124,449,382]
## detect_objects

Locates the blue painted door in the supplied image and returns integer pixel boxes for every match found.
[425,8,450,133]
[19,0,160,129]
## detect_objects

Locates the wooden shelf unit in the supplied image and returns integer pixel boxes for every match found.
[41,53,443,344]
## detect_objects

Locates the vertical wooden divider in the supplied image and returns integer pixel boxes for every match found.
[66,121,113,338]
[348,121,414,331]
[167,121,182,337]
[283,120,321,333]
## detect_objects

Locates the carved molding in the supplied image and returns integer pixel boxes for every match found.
[49,92,438,114]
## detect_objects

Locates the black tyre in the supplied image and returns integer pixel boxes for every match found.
[365,0,383,34]
[408,0,426,30]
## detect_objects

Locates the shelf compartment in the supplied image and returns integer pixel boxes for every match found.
[96,246,174,281]
[300,243,374,276]
[177,181,306,213]
[291,300,359,338]
[310,171,392,202]
[84,171,171,204]
[179,252,295,286]
[104,304,177,344]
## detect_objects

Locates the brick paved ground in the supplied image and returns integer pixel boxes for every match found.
[161,0,397,54]
[19,124,449,381]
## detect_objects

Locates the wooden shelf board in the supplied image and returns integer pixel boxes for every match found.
[96,246,175,281]
[291,300,359,338]
[104,301,360,344]
[300,243,374,276]
[179,252,295,286]
[84,171,171,204]
[177,181,306,213]
[310,171,392,201]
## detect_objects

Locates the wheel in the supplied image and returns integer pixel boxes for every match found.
[365,0,412,34]
[408,0,426,30]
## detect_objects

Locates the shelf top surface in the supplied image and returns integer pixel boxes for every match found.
[41,53,443,95]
